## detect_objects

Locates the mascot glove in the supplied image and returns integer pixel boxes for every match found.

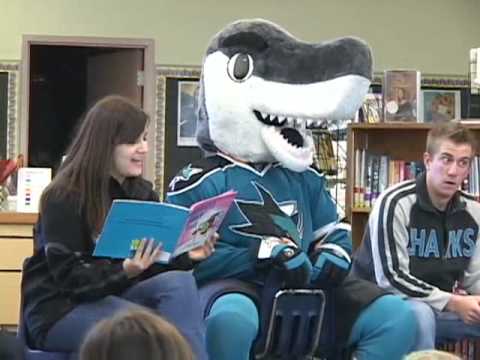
[271,244,312,288]
[310,243,351,289]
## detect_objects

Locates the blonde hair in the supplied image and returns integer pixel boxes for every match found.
[404,350,461,360]
[426,121,477,156]
[79,308,194,360]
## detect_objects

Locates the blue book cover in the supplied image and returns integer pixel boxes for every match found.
[93,191,236,263]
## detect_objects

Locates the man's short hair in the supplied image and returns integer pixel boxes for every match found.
[426,121,477,155]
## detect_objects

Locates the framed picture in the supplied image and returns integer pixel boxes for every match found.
[471,48,480,95]
[177,81,199,146]
[420,89,461,122]
[0,61,20,160]
[372,72,480,122]
[383,70,420,122]
[155,66,202,199]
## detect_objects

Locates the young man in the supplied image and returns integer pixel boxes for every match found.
[353,121,480,349]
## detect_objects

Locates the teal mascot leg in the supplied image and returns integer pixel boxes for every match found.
[348,295,416,359]
[205,294,259,360]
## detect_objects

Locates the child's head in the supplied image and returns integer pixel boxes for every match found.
[79,308,193,360]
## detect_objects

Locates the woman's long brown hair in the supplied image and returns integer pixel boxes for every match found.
[39,95,148,235]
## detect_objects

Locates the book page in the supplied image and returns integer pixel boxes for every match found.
[173,190,236,257]
[93,191,236,263]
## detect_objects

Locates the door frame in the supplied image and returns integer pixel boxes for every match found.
[20,35,156,181]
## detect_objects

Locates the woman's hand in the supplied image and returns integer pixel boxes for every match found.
[187,232,219,262]
[123,238,163,278]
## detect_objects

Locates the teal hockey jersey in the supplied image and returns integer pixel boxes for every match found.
[167,153,351,284]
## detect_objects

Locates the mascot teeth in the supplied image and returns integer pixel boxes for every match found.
[261,126,313,172]
[254,110,324,130]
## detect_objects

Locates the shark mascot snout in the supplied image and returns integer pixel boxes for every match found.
[167,19,415,360]
[196,20,372,172]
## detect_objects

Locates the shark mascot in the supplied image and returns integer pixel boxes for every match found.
[167,19,415,359]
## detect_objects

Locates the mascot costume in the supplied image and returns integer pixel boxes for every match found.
[167,19,415,359]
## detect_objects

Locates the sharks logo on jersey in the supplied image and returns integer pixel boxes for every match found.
[231,182,303,243]
[169,164,204,190]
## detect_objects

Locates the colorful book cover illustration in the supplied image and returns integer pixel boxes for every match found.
[356,93,383,123]
[93,190,237,263]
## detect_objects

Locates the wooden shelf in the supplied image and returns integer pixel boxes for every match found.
[0,212,36,326]
[351,207,371,213]
[349,120,480,130]
[0,212,38,224]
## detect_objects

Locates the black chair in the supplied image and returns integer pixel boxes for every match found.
[254,288,325,359]
[201,272,326,360]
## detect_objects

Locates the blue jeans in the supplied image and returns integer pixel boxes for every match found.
[409,299,480,350]
[42,271,208,360]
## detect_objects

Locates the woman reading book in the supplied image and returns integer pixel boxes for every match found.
[21,95,215,359]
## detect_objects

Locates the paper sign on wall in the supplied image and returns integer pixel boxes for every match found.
[17,167,52,213]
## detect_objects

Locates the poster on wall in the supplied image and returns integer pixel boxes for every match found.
[176,81,199,147]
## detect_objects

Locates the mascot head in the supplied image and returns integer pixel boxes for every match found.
[196,19,372,172]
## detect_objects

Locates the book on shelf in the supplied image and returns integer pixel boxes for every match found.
[93,190,237,263]
[466,156,480,201]
[359,149,366,207]
[353,150,425,209]
[370,155,381,205]
[313,132,337,174]
[378,155,389,195]
[354,149,362,207]
[356,93,383,123]
[383,70,421,122]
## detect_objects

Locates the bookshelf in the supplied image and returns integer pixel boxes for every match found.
[346,121,480,248]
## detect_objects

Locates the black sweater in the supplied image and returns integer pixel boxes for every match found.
[22,177,194,348]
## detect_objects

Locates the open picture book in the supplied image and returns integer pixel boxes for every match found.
[93,190,237,263]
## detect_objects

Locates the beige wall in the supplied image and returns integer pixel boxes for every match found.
[1,0,480,74]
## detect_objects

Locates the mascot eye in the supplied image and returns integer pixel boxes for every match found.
[227,53,254,82]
